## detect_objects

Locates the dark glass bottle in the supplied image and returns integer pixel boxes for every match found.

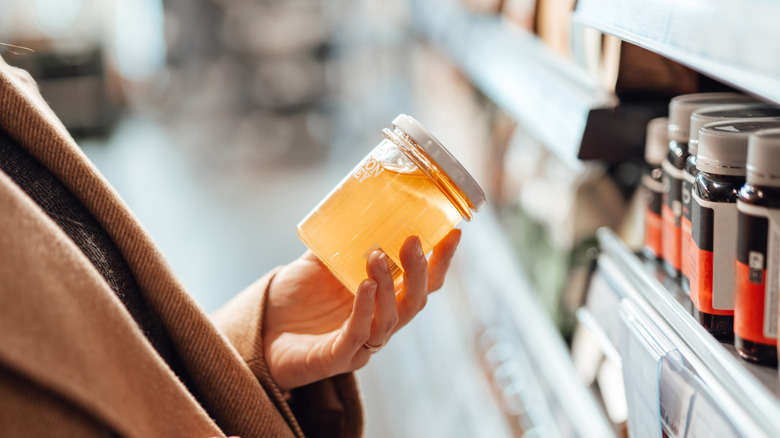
[643,117,667,260]
[682,103,780,293]
[735,129,780,365]
[662,93,755,279]
[691,172,744,340]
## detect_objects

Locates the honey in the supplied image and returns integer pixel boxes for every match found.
[297,115,486,293]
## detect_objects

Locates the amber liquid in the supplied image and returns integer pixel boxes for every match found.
[297,151,462,293]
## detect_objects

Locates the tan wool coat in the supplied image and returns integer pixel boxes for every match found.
[0,56,363,438]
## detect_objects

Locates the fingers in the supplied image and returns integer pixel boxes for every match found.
[395,236,428,329]
[427,228,461,292]
[332,279,376,359]
[362,249,399,348]
[337,231,461,367]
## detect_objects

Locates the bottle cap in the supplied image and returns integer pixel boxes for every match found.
[697,118,780,176]
[644,117,668,165]
[392,114,487,212]
[747,129,780,186]
[689,103,780,155]
[668,93,756,144]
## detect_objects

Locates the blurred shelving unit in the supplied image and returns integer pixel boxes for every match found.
[575,1,780,436]
[456,211,616,437]
[404,0,780,437]
[573,0,780,105]
[408,0,666,168]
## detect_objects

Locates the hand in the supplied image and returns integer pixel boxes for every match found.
[262,229,462,392]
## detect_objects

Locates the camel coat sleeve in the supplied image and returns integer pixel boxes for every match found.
[212,273,365,438]
[0,55,363,437]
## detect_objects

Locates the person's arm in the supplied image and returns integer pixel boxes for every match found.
[212,230,461,437]
[213,268,364,438]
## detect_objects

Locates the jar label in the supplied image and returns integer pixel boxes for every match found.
[691,192,738,314]
[735,203,780,343]
[353,157,384,182]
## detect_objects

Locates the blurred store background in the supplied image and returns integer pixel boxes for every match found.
[5,0,779,437]
[0,0,418,311]
[0,1,499,436]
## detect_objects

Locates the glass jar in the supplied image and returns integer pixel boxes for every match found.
[297,114,486,293]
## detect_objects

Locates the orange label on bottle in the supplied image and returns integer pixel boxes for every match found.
[692,247,730,314]
[735,205,780,344]
[645,207,663,258]
[735,260,772,343]
[691,192,737,315]
[662,203,681,271]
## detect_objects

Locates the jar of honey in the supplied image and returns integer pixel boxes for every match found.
[297,114,487,293]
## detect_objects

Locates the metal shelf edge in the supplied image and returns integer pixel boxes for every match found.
[408,0,626,167]
[573,0,780,104]
[596,227,780,436]
[462,212,616,438]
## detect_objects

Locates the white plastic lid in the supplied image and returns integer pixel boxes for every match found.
[747,129,780,186]
[668,93,756,143]
[644,117,668,165]
[697,118,780,176]
[392,114,487,212]
[689,103,780,155]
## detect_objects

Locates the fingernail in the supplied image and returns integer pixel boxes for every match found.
[365,280,377,299]
[415,237,424,258]
[377,252,389,273]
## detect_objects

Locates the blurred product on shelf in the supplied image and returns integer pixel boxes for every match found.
[499,127,625,335]
[534,0,575,57]
[461,0,504,14]
[642,117,668,261]
[735,129,780,366]
[161,0,338,168]
[600,38,699,98]
[690,118,780,340]
[483,110,520,207]
[570,316,628,436]
[681,103,780,293]
[7,48,121,138]
[661,93,756,278]
[502,0,537,32]
[0,0,125,138]
[218,0,330,55]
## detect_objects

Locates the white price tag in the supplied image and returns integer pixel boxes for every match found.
[684,390,740,438]
[620,302,666,438]
[659,352,696,436]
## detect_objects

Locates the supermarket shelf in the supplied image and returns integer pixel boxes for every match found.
[407,0,664,166]
[574,0,780,104]
[457,211,615,437]
[595,228,780,437]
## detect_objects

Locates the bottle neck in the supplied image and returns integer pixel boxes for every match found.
[383,128,474,221]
